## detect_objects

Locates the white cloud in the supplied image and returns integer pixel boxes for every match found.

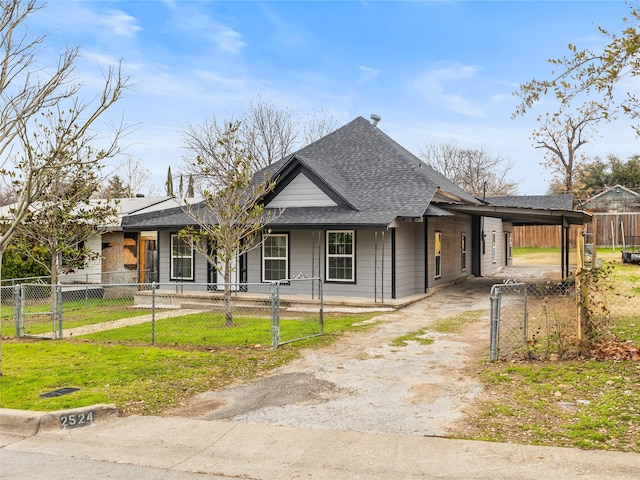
[101,9,142,39]
[358,65,380,82]
[170,7,246,54]
[411,63,485,117]
[213,24,247,54]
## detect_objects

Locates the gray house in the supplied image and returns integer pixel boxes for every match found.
[580,184,640,213]
[122,116,590,301]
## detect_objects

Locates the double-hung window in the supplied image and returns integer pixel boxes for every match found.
[326,230,355,282]
[262,233,288,282]
[171,234,194,280]
[435,231,442,279]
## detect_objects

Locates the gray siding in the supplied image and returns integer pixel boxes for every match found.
[155,215,477,298]
[158,230,209,289]
[480,216,505,276]
[394,222,425,298]
[266,174,337,208]
[426,214,473,288]
[248,229,393,299]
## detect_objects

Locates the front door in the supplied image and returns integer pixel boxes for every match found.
[207,248,244,291]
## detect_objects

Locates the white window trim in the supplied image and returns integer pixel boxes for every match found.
[492,231,497,264]
[170,234,194,280]
[262,233,289,282]
[435,231,442,279]
[326,230,355,282]
[461,233,467,272]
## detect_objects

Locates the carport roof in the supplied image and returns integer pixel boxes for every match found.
[442,203,592,226]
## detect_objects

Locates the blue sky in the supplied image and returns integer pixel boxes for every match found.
[30,0,639,195]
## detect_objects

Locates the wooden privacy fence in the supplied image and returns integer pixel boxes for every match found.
[513,213,640,248]
[512,225,581,248]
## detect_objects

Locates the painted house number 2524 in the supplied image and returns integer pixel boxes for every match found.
[60,410,95,429]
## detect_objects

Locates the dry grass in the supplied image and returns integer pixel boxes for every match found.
[468,247,640,452]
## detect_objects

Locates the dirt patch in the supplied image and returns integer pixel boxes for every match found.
[166,266,560,437]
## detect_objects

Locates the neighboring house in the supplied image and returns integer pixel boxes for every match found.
[0,196,175,284]
[69,196,177,284]
[580,184,640,213]
[122,116,591,301]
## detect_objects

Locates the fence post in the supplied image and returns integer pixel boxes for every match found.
[13,284,21,338]
[19,284,25,338]
[523,285,528,350]
[56,285,63,339]
[151,282,157,345]
[319,279,324,333]
[489,285,500,361]
[270,282,280,348]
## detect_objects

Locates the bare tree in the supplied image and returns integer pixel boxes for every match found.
[514,5,639,135]
[0,0,128,373]
[531,102,603,193]
[117,157,154,197]
[180,122,280,326]
[301,109,339,145]
[182,98,340,190]
[0,183,17,206]
[0,0,128,274]
[419,141,519,197]
[97,157,153,198]
[239,96,298,170]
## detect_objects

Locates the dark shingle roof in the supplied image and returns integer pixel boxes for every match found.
[485,195,574,210]
[258,116,481,227]
[124,116,482,229]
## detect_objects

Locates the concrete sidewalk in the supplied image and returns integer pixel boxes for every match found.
[2,407,639,479]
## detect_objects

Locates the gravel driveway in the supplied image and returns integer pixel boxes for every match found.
[167,266,558,437]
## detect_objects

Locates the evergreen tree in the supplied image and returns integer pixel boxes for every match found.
[187,174,194,197]
[166,166,174,196]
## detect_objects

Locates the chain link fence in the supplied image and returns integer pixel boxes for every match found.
[1,278,323,349]
[0,269,156,288]
[490,280,576,360]
[490,266,640,360]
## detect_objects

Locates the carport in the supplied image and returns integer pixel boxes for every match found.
[444,201,593,280]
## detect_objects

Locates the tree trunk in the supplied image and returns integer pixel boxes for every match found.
[223,256,233,327]
[0,247,4,376]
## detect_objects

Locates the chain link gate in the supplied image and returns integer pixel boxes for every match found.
[490,279,578,361]
[489,282,527,361]
[12,284,63,339]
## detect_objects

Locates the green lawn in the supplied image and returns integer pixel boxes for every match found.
[474,253,640,452]
[476,359,640,452]
[78,311,323,347]
[1,298,154,337]
[0,312,377,414]
[0,341,298,414]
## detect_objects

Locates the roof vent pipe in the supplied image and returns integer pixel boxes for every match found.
[370,114,381,126]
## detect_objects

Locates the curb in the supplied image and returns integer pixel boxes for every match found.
[0,404,118,438]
